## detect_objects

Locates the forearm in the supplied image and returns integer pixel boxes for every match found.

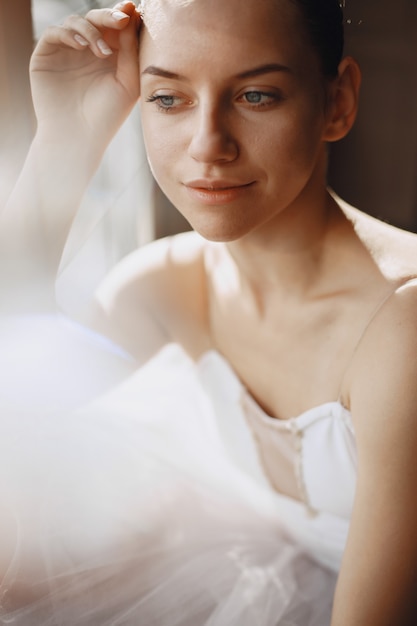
[0,3,141,312]
[0,128,105,310]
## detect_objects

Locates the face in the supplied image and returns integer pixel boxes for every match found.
[139,0,333,242]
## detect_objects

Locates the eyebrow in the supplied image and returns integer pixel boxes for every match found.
[237,63,292,79]
[141,63,292,81]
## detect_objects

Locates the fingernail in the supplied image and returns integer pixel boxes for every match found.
[74,34,89,46]
[112,10,129,21]
[97,39,113,55]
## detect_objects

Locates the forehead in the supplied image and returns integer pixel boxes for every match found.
[139,0,311,76]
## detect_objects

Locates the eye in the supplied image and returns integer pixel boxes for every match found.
[158,95,176,108]
[145,93,189,112]
[244,91,265,104]
[239,90,282,108]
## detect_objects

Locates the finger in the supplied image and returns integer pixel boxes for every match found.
[112,1,138,11]
[86,7,132,27]
[114,7,141,97]
[112,2,142,31]
[86,3,138,29]
[32,21,100,60]
[35,3,139,59]
[57,15,112,57]
[65,10,135,57]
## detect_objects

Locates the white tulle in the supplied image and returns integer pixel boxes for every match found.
[0,314,338,625]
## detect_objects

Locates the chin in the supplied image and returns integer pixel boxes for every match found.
[188,217,255,243]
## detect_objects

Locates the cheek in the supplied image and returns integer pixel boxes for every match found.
[140,120,176,184]
[272,105,325,168]
[251,121,323,185]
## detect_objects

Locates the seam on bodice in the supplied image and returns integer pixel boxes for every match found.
[241,391,354,515]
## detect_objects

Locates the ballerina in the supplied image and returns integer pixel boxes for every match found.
[1,1,417,624]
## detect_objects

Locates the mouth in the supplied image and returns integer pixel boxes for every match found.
[184,180,254,191]
[183,180,255,205]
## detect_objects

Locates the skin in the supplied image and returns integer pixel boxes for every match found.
[139,0,329,243]
[2,0,417,623]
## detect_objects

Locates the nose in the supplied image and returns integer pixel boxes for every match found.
[187,102,239,164]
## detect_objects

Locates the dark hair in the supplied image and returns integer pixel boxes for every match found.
[290,0,344,77]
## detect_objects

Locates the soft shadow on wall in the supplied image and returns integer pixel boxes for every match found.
[328,0,417,233]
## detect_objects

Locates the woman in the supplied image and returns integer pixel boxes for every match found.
[1,0,417,624]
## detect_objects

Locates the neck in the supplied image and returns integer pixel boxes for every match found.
[224,189,346,302]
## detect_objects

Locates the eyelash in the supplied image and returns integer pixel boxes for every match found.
[145,90,283,113]
[239,91,281,107]
[145,94,184,112]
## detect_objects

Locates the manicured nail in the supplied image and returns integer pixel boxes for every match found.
[97,39,113,55]
[74,34,89,46]
[112,10,129,21]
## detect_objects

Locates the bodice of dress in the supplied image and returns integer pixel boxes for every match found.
[242,392,357,519]
[196,349,356,570]
[197,350,357,519]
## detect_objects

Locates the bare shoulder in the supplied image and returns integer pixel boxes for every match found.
[346,276,417,436]
[96,230,206,296]
[93,231,210,359]
[340,199,417,422]
[340,198,417,280]
[336,198,417,421]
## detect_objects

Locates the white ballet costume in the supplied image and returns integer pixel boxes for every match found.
[0,313,356,625]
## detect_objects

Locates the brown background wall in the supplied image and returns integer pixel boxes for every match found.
[328,0,417,232]
[0,0,35,206]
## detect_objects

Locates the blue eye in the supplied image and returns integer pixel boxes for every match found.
[244,91,264,104]
[145,94,182,111]
[240,91,280,108]
[158,96,175,107]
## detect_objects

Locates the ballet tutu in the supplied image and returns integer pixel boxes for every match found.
[0,314,337,625]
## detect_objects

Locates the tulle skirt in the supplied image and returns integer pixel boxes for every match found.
[0,315,337,625]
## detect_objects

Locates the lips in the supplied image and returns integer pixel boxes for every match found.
[184,179,254,191]
[182,180,255,205]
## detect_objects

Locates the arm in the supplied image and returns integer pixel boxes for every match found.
[331,282,417,625]
[93,231,210,363]
[0,2,141,311]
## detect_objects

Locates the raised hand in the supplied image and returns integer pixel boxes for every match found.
[30,1,141,148]
[0,3,143,308]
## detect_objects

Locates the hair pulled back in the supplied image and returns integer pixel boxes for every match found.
[289,0,344,77]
